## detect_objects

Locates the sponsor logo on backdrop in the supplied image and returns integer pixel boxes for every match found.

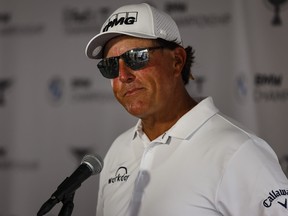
[235,73,250,103]
[0,146,6,157]
[47,77,64,104]
[71,146,93,163]
[0,11,44,36]
[165,2,187,13]
[63,7,110,33]
[254,73,288,102]
[164,2,231,28]
[47,76,114,105]
[0,78,12,106]
[0,146,39,170]
[0,12,11,24]
[194,75,206,94]
[70,77,114,102]
[264,0,288,26]
[187,75,207,99]
[233,72,288,103]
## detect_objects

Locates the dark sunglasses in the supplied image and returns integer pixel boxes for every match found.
[97,46,163,79]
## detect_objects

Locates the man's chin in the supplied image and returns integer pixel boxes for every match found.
[125,105,148,118]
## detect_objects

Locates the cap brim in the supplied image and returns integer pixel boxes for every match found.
[85,31,158,59]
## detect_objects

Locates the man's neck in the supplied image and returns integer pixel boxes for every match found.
[141,96,197,141]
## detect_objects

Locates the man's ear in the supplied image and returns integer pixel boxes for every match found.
[173,47,186,76]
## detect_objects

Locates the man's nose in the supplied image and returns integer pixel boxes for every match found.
[118,59,135,83]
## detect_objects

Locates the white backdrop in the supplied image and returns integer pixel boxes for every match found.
[0,0,288,215]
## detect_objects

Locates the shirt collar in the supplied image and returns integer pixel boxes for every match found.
[132,97,219,142]
[167,97,219,139]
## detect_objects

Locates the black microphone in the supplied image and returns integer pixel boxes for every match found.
[37,154,103,216]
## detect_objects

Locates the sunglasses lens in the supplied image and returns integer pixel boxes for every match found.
[124,49,149,70]
[97,48,155,79]
[97,58,119,79]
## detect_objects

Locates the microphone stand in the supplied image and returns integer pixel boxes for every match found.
[37,191,76,216]
[59,192,75,216]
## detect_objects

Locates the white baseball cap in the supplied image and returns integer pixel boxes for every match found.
[85,3,182,59]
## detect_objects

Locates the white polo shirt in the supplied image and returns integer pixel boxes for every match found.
[96,97,288,216]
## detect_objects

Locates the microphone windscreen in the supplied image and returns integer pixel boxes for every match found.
[81,154,103,175]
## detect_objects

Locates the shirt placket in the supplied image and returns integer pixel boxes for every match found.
[128,139,166,216]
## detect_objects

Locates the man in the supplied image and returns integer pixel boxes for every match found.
[85,3,288,216]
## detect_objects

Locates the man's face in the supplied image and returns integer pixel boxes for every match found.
[103,36,182,119]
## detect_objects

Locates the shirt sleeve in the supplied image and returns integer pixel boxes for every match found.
[216,137,288,215]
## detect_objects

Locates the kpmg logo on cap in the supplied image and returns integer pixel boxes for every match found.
[102,11,138,32]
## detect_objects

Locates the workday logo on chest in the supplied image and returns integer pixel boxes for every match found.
[108,166,130,184]
[102,11,138,32]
